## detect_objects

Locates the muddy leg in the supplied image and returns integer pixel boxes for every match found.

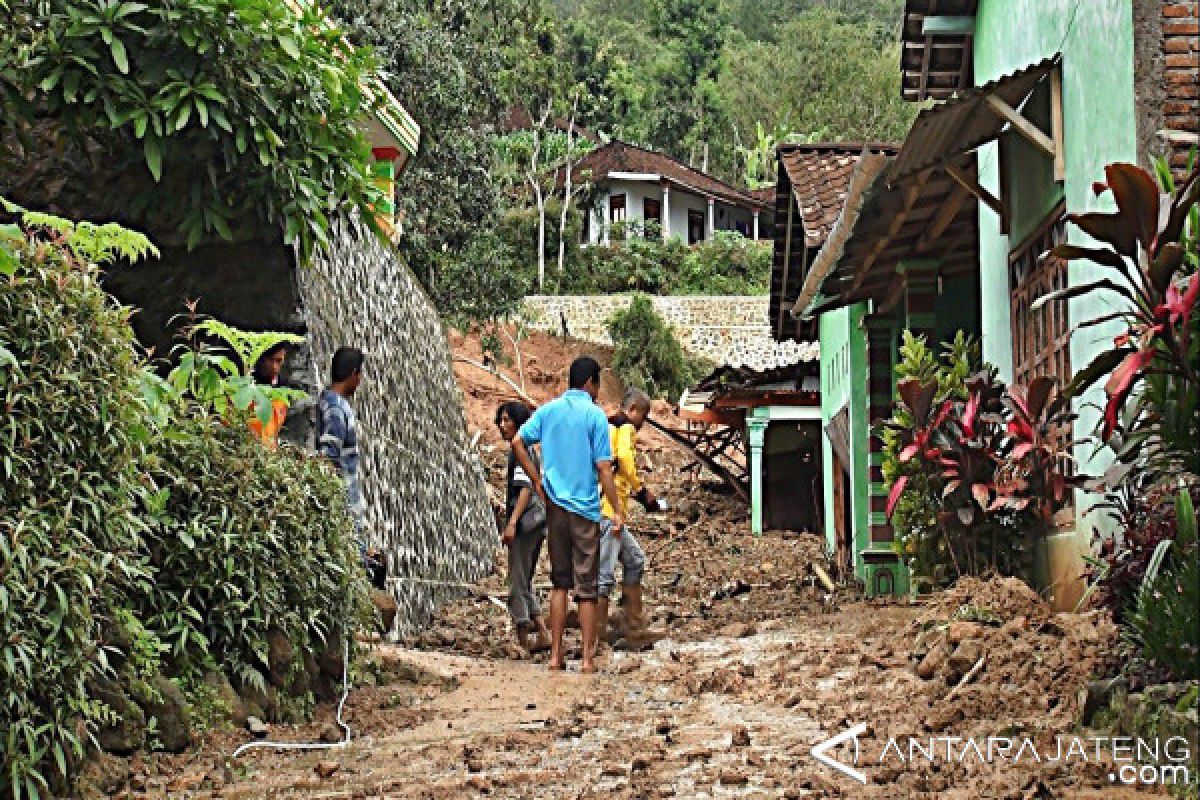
[548,588,568,669]
[578,599,598,673]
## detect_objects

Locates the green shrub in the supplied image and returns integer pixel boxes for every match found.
[496,200,585,290]
[1125,489,1200,681]
[607,293,698,400]
[137,416,369,690]
[570,232,770,295]
[678,231,772,294]
[880,331,983,585]
[1,203,370,796]
[0,211,155,798]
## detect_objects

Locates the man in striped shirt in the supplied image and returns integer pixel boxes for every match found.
[318,347,365,539]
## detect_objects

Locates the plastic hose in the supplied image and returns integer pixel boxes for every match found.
[230,636,352,759]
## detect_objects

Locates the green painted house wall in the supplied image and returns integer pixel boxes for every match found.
[973,0,1137,533]
[819,302,871,579]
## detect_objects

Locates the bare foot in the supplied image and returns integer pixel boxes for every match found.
[580,661,596,674]
[548,660,566,671]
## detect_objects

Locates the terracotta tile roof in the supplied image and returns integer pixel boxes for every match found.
[499,106,601,143]
[778,143,898,247]
[747,186,776,206]
[570,140,767,209]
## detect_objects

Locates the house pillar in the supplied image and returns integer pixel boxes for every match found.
[661,183,671,242]
[706,197,715,240]
[753,210,760,240]
[602,192,611,246]
[864,314,896,547]
[898,260,940,342]
[371,146,401,237]
[748,411,768,535]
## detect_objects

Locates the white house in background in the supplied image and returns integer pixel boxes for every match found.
[566,140,773,246]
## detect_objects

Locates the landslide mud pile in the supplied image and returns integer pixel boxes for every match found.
[905,576,1120,734]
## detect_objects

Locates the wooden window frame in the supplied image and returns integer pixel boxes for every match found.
[608,193,626,223]
[687,208,704,245]
[1008,203,1075,516]
[1009,203,1070,389]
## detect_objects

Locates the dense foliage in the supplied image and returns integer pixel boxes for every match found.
[1124,487,1198,681]
[137,415,368,688]
[571,229,771,295]
[0,206,368,798]
[1038,160,1199,681]
[0,205,157,799]
[882,332,1082,584]
[333,0,533,320]
[606,293,700,399]
[548,0,914,183]
[2,0,384,260]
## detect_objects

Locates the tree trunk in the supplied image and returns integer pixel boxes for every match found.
[557,93,580,276]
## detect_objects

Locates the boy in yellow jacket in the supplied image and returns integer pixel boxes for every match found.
[597,388,666,649]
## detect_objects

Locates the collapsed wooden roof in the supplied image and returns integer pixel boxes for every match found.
[901,0,978,102]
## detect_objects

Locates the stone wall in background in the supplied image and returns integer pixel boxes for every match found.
[301,218,495,634]
[521,294,818,369]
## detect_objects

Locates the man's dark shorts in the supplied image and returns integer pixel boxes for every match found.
[545,501,601,601]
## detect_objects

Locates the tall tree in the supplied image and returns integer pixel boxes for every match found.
[333,0,520,319]
[718,10,917,151]
[632,0,732,172]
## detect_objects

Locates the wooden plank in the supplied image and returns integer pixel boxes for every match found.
[921,15,975,35]
[918,34,933,97]
[848,168,931,294]
[1050,66,1065,181]
[916,184,970,252]
[647,418,749,503]
[984,94,1056,159]
[945,162,1008,228]
[776,193,796,338]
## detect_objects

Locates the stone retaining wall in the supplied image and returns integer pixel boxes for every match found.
[521,295,818,369]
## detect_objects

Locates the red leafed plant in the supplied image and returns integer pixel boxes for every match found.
[884,363,1081,580]
[1036,161,1199,472]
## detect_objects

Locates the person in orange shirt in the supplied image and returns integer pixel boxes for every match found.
[247,342,290,448]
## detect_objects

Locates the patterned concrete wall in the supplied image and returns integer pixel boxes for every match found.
[299,218,495,634]
[521,294,818,369]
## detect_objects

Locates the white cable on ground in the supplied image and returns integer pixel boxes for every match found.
[230,636,352,759]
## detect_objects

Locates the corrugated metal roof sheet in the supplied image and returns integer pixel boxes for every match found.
[888,56,1059,184]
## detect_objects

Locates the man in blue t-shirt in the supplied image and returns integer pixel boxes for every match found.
[513,356,623,673]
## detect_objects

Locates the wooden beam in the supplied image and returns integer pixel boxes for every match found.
[921,15,975,35]
[1050,66,1065,181]
[776,192,796,337]
[848,168,932,294]
[916,185,970,253]
[877,278,908,315]
[960,35,973,89]
[919,34,933,97]
[984,94,1056,160]
[945,162,1008,229]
